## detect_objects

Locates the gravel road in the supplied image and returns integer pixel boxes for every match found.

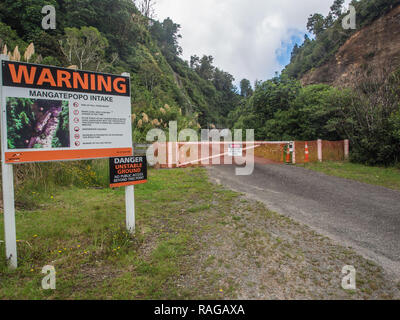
[207,163,400,279]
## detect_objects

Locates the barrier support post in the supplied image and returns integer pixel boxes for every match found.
[125,185,135,235]
[292,141,296,164]
[344,139,350,160]
[317,139,323,162]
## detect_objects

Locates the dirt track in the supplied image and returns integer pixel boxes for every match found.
[207,163,400,280]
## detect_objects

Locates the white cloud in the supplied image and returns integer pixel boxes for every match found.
[155,0,350,85]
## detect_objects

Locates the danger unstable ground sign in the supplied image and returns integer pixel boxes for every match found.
[1,60,133,163]
[110,156,147,188]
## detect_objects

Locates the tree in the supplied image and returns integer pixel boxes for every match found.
[192,55,215,81]
[139,60,161,93]
[59,26,117,71]
[150,18,182,59]
[252,74,302,121]
[135,0,156,19]
[213,68,239,117]
[330,0,345,19]
[190,55,200,69]
[213,68,234,92]
[240,79,253,98]
[307,13,326,37]
[328,69,400,165]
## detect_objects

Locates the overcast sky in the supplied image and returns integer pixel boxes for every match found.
[156,0,351,86]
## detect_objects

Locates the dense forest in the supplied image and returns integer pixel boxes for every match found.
[0,0,399,165]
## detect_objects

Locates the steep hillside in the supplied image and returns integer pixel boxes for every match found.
[301,4,400,87]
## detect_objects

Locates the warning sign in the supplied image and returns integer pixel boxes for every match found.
[228,144,243,157]
[110,156,147,188]
[1,60,133,163]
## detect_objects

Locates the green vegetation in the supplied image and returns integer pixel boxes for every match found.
[0,0,399,300]
[229,69,400,165]
[300,161,400,191]
[1,167,398,299]
[0,0,242,198]
[228,0,400,166]
[59,26,112,71]
[0,0,241,134]
[1,0,398,166]
[0,167,204,299]
[0,167,246,299]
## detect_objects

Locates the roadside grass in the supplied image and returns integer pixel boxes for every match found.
[13,159,110,210]
[299,161,400,191]
[0,167,230,299]
[1,167,399,299]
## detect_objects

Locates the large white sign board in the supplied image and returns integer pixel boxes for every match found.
[1,60,132,163]
[0,58,134,269]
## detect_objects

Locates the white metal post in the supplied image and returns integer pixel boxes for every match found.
[1,55,18,269]
[168,142,173,168]
[122,72,135,235]
[125,185,135,234]
[1,162,17,269]
[317,139,323,162]
[344,139,350,160]
[291,141,296,164]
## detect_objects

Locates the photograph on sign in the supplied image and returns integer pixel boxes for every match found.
[110,156,147,188]
[6,98,70,149]
[1,60,133,163]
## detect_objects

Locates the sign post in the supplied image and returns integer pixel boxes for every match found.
[120,72,135,234]
[125,185,135,234]
[0,54,17,269]
[0,55,16,269]
[109,156,147,235]
[1,161,17,269]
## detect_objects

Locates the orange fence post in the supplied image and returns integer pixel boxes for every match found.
[305,142,309,163]
[285,144,290,164]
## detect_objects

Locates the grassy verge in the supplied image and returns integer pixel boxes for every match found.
[0,167,235,299]
[299,161,400,191]
[1,167,399,299]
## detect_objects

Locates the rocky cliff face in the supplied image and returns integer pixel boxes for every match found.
[301,5,400,87]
